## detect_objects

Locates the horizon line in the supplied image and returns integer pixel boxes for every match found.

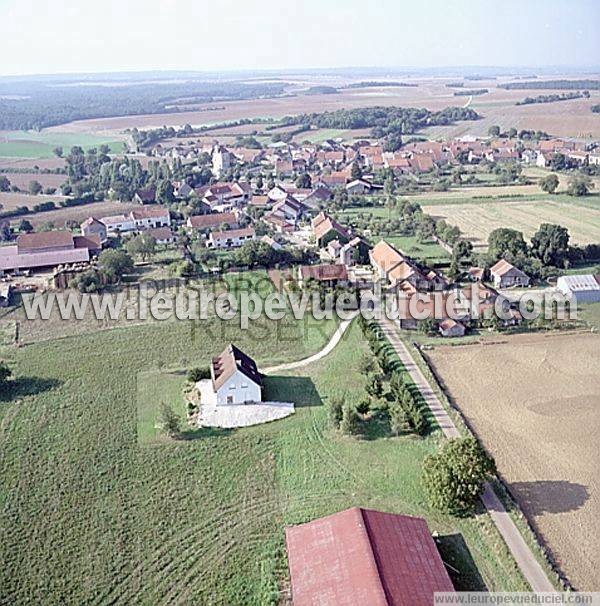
[1,64,600,80]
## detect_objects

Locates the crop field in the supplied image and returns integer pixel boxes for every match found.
[0,191,69,211]
[424,198,600,249]
[0,157,67,171]
[43,76,600,139]
[0,193,142,229]
[426,332,600,590]
[0,285,534,604]
[0,171,66,190]
[0,131,126,159]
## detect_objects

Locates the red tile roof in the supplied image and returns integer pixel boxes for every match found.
[211,343,262,391]
[286,507,454,606]
[17,231,74,252]
[299,263,348,282]
[187,212,237,230]
[130,207,170,220]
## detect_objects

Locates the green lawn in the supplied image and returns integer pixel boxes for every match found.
[0,131,125,158]
[339,207,450,262]
[296,128,353,143]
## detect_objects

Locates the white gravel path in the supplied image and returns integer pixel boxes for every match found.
[263,312,358,374]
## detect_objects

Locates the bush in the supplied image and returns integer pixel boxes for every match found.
[356,399,371,416]
[158,402,181,438]
[422,437,496,515]
[389,404,409,436]
[328,395,344,429]
[187,367,211,382]
[365,374,383,398]
[340,404,361,435]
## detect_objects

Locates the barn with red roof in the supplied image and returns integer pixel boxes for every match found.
[285,507,454,605]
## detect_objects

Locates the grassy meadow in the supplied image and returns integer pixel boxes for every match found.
[0,130,125,158]
[0,293,534,605]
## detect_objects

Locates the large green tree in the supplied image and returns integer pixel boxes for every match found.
[98,249,134,281]
[422,437,496,515]
[539,173,559,194]
[530,223,570,267]
[487,227,528,260]
[125,233,156,261]
[567,174,594,197]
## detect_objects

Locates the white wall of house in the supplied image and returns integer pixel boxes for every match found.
[208,233,255,248]
[215,370,262,405]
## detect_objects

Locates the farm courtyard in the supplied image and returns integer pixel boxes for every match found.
[426,331,600,591]
[0,306,533,604]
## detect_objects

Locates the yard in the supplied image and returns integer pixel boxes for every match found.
[338,207,450,263]
[426,332,600,591]
[0,305,533,603]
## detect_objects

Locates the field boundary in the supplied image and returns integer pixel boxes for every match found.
[377,318,559,592]
[415,340,570,591]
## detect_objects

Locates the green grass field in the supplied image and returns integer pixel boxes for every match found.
[0,298,533,604]
[0,131,125,158]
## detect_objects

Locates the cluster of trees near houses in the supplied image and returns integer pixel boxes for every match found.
[59,145,213,211]
[485,222,600,279]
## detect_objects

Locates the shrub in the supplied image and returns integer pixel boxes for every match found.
[187,367,211,382]
[365,374,383,398]
[389,404,409,436]
[340,404,361,435]
[356,399,371,416]
[158,402,181,438]
[328,395,345,428]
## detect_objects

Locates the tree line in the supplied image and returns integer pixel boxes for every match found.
[0,79,286,131]
[515,91,590,106]
[500,79,600,90]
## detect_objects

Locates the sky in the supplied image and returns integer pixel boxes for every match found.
[0,0,598,76]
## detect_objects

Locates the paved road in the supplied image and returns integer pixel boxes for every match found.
[263,312,358,374]
[378,317,555,593]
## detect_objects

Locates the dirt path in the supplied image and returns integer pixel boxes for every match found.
[378,317,555,593]
[263,312,358,374]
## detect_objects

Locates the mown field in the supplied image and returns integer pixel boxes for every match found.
[424,197,600,249]
[426,331,600,591]
[0,286,533,603]
[0,131,126,159]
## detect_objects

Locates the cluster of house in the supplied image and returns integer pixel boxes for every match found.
[153,134,600,187]
[81,207,173,243]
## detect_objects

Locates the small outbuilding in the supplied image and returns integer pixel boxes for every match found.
[439,318,466,338]
[490,259,530,288]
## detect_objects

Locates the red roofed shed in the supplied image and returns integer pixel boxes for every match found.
[285,507,454,606]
